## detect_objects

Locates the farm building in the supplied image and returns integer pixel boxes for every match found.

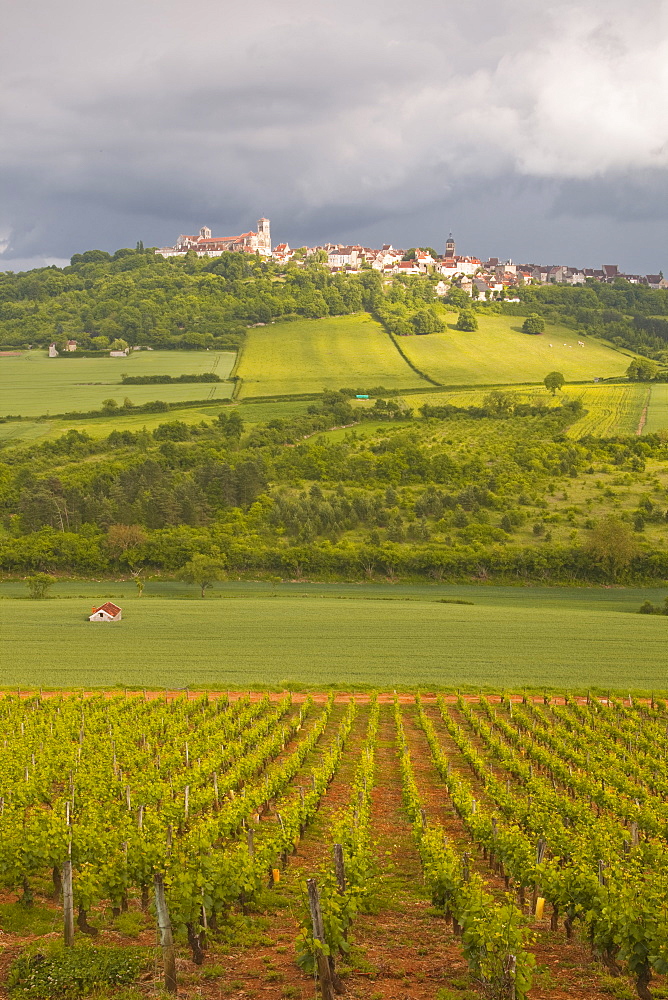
[89,602,122,622]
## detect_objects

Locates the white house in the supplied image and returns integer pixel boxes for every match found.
[48,343,59,357]
[89,602,122,622]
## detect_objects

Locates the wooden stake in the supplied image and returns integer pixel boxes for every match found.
[63,853,74,947]
[307,879,335,1000]
[154,874,177,994]
[334,844,346,894]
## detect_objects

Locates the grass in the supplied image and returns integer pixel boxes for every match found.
[399,312,633,386]
[2,587,668,690]
[0,398,316,447]
[236,314,424,398]
[0,350,235,417]
[644,383,668,435]
[565,384,649,438]
[398,382,668,438]
[0,397,317,447]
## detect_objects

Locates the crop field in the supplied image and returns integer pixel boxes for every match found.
[0,349,235,417]
[400,383,668,438]
[564,384,649,438]
[644,383,668,434]
[2,591,668,691]
[400,313,632,385]
[236,314,424,398]
[0,690,665,1000]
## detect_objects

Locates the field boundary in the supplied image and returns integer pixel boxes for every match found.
[380,323,442,386]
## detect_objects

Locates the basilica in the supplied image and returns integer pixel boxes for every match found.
[156,218,271,258]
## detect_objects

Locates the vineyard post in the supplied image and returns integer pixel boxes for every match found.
[333,844,346,894]
[307,879,335,1000]
[63,801,74,948]
[62,853,74,947]
[154,874,177,995]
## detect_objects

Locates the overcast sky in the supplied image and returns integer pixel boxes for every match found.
[1,0,667,273]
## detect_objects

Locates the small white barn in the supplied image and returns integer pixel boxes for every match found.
[89,602,122,622]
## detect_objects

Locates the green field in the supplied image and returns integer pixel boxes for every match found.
[399,382,668,438]
[565,383,649,437]
[236,315,424,398]
[2,584,668,690]
[400,313,632,385]
[644,383,668,434]
[0,350,235,417]
[0,397,316,446]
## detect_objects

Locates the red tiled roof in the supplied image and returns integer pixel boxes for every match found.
[93,602,121,616]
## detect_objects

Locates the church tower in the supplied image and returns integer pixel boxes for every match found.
[444,233,455,259]
[257,217,271,255]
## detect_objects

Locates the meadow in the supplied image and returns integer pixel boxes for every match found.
[0,349,235,417]
[400,312,632,385]
[236,314,424,398]
[2,586,668,691]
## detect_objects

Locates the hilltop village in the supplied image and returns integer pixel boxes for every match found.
[156,217,667,299]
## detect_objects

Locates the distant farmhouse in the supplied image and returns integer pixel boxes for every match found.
[157,218,272,258]
[89,602,122,622]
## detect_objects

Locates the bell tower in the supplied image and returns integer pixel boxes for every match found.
[257,217,271,255]
[444,232,455,259]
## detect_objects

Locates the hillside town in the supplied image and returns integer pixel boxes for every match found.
[156,218,667,298]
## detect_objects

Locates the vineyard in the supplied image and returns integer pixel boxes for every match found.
[1,690,668,1000]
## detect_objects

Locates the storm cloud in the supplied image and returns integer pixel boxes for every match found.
[1,0,666,271]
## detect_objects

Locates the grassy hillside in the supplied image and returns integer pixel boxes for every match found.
[237,314,424,398]
[1,591,667,690]
[400,312,632,385]
[0,350,235,417]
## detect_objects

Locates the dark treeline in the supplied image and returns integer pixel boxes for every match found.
[121,373,222,384]
[1,393,667,583]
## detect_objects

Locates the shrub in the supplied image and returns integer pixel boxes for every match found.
[8,944,147,998]
[25,574,56,599]
[456,310,478,332]
[522,313,545,334]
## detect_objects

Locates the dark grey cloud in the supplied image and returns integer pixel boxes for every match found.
[1,0,666,272]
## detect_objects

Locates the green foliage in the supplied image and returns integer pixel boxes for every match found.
[456,310,478,332]
[25,574,56,599]
[522,313,545,334]
[177,552,227,597]
[627,358,660,381]
[411,308,444,335]
[586,516,639,580]
[7,944,147,998]
[544,371,565,394]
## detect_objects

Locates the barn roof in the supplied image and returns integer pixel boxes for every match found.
[93,602,121,615]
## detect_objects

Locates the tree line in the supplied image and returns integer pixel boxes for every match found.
[1,393,667,584]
